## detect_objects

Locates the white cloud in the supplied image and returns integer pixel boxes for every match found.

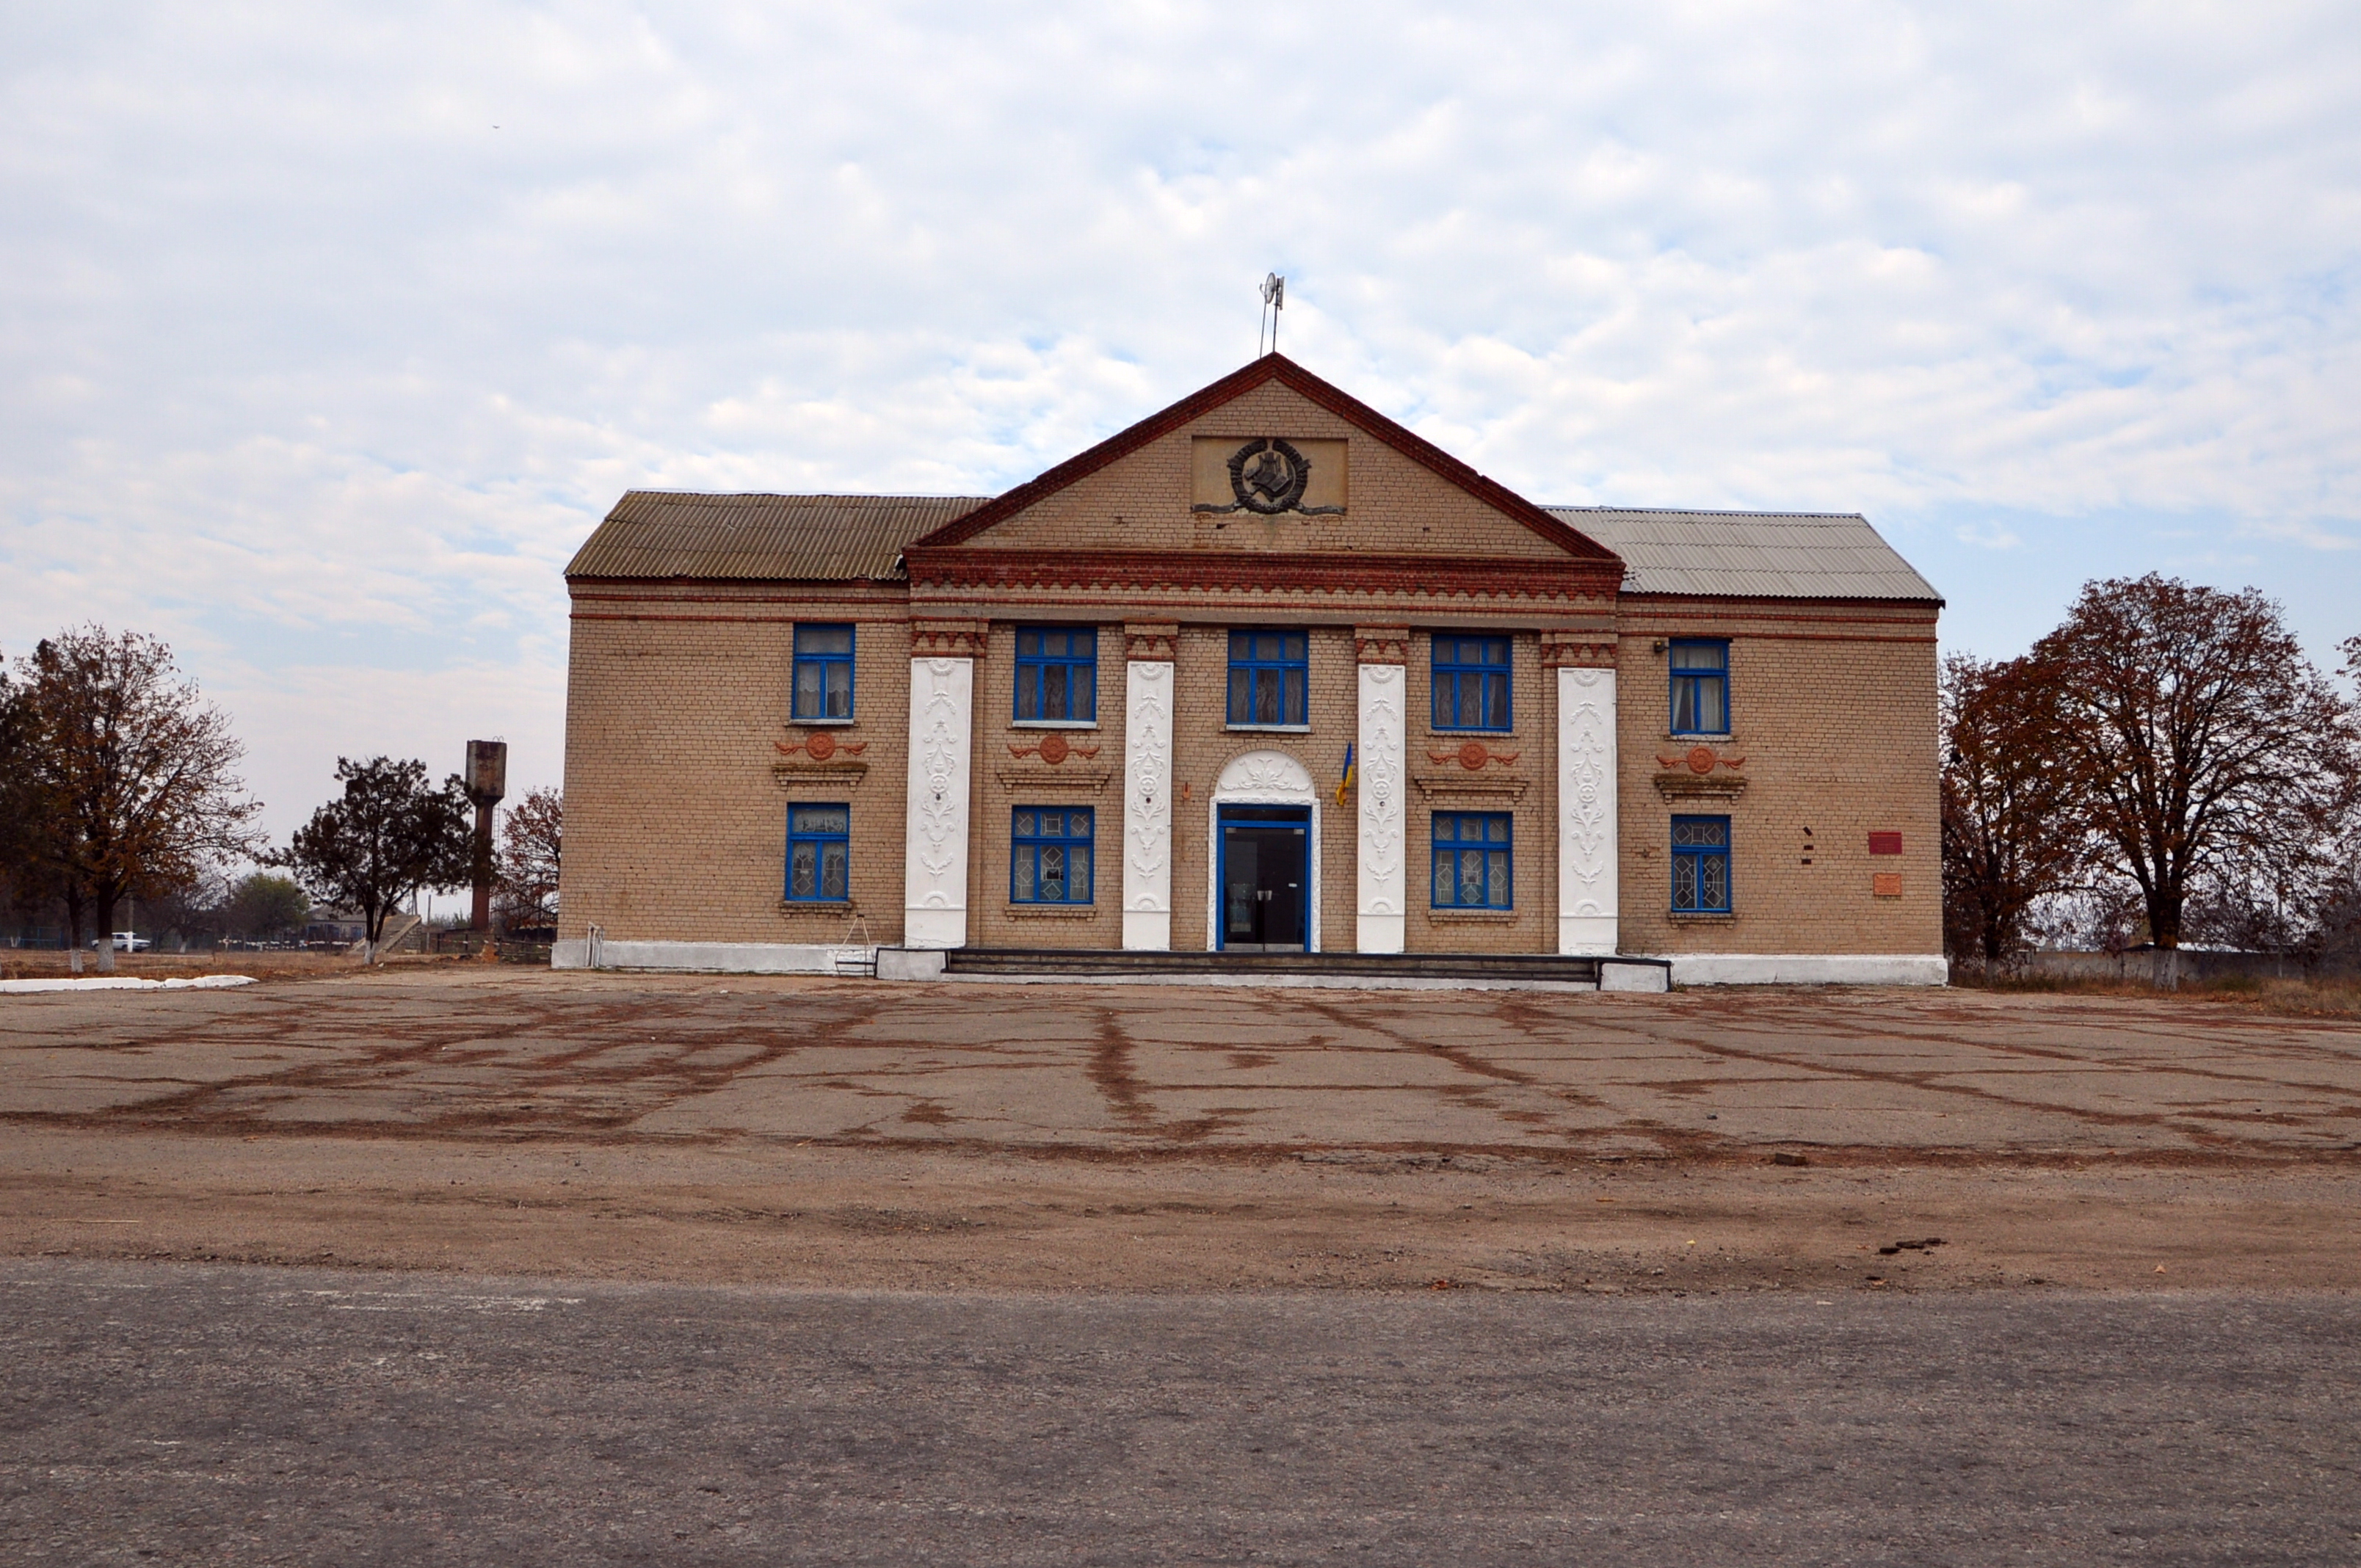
[4,0,2360,840]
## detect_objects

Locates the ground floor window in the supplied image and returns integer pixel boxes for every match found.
[1432,811,1512,909]
[786,803,850,901]
[1671,815,1730,912]
[1012,807,1093,904]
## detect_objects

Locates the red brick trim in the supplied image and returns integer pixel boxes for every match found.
[910,618,989,657]
[1354,625,1410,664]
[902,355,1625,567]
[1123,622,1179,661]
[1539,631,1617,669]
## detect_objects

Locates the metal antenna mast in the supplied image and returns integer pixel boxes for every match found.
[1259,272,1285,356]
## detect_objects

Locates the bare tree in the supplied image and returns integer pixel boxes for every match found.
[1940,653,2086,967]
[15,628,264,972]
[2028,576,2361,950]
[280,757,472,961]
[493,786,562,933]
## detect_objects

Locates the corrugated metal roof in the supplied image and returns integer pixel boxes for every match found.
[566,491,991,581]
[1549,508,1943,603]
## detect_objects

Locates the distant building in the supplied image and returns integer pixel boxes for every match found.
[556,355,1943,982]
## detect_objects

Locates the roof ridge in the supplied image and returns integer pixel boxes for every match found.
[1547,505,1868,520]
[905,355,1617,562]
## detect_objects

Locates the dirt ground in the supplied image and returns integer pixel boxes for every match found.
[4,965,2357,1295]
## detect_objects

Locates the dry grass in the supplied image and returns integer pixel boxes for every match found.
[1961,968,2361,1020]
[0,949,363,983]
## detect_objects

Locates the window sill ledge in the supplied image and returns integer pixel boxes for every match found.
[1426,907,1520,920]
[1667,910,1736,922]
[1003,904,1100,918]
[1429,729,1519,739]
[778,899,855,912]
[1225,724,1313,734]
[790,717,859,728]
[1011,720,1100,731]
[1664,733,1736,744]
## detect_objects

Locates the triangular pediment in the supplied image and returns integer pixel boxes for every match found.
[906,356,1620,568]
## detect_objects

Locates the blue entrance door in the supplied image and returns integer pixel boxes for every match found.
[1218,805,1309,951]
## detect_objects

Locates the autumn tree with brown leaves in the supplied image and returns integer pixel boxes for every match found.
[14,628,264,970]
[493,786,562,933]
[2026,576,2361,951]
[1940,653,2086,965]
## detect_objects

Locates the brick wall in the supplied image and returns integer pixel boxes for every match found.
[1612,600,1943,957]
[559,590,911,946]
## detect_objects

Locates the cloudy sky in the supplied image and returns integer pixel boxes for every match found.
[4,1,2357,843]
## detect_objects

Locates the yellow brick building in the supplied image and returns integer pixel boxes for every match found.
[557,356,1944,984]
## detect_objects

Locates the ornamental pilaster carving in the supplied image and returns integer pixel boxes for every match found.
[1356,660,1408,953]
[902,656,974,948]
[1123,658,1175,950]
[1557,665,1620,956]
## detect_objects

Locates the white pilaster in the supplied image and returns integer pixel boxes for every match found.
[1355,661,1407,953]
[1122,659,1175,950]
[903,655,974,948]
[1558,665,1620,955]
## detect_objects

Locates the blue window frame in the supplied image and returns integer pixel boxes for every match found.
[1432,634,1512,731]
[1432,812,1512,909]
[1669,639,1729,735]
[792,624,855,722]
[786,803,850,901]
[1227,629,1308,726]
[1015,627,1097,723]
[1671,815,1731,913]
[1012,807,1093,904]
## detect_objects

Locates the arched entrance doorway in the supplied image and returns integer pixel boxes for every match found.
[1206,750,1320,952]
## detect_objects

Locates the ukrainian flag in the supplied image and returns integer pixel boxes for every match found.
[1335,744,1356,807]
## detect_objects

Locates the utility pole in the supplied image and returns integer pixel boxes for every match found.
[465,741,507,956]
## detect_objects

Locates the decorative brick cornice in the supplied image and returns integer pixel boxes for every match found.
[909,618,988,658]
[1540,631,1619,669]
[1354,625,1410,664]
[1123,622,1179,662]
[906,548,1620,606]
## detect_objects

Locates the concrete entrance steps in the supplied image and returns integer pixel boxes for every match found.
[901,948,1672,991]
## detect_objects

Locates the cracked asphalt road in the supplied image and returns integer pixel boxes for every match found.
[7,1259,2357,1566]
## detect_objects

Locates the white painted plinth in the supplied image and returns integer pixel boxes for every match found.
[1661,954,1951,986]
[903,656,975,949]
[1556,666,1619,956]
[551,940,870,974]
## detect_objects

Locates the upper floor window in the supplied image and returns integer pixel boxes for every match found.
[1012,807,1093,904]
[786,803,851,901]
[1015,628,1097,724]
[1432,811,1513,909]
[1671,815,1731,913]
[1227,630,1308,727]
[1432,634,1512,732]
[1669,639,1729,734]
[792,624,855,722]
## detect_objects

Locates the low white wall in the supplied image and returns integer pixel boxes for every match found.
[551,939,868,975]
[1658,953,1950,987]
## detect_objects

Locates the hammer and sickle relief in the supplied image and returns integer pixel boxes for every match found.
[1227,438,1311,514]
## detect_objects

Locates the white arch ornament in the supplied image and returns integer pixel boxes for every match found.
[1205,749,1321,954]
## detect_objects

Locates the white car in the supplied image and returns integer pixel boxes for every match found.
[108,932,151,953]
